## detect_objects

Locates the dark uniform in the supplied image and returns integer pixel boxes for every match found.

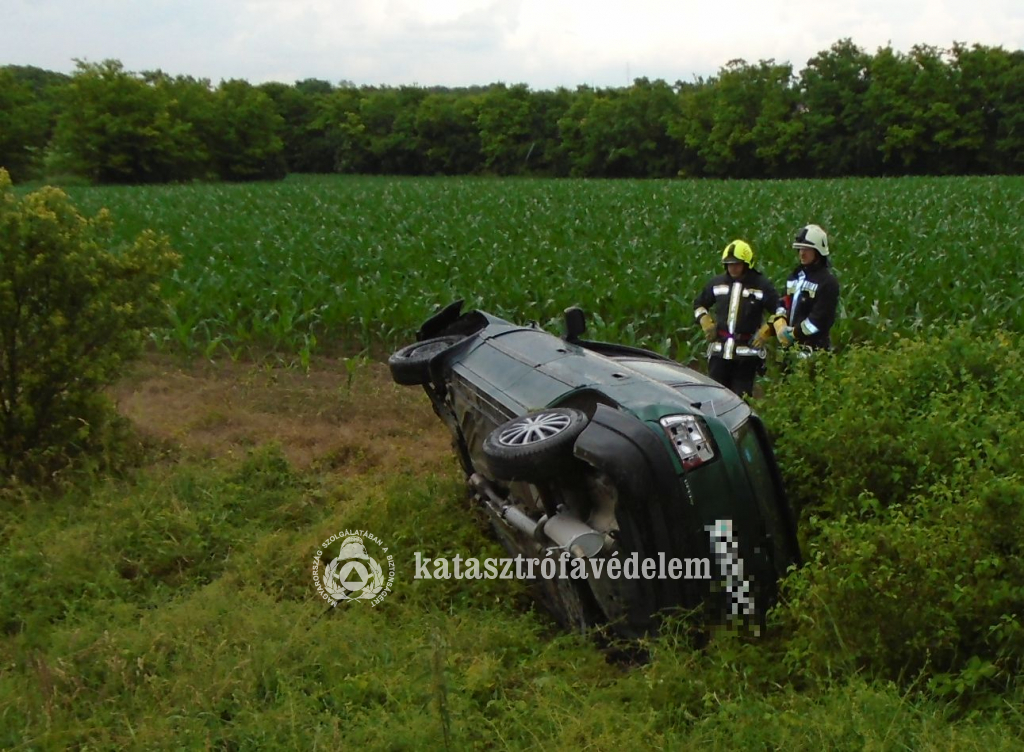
[694,268,783,398]
[783,257,840,350]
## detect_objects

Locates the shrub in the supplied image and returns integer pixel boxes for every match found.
[758,329,1024,700]
[760,329,1024,520]
[0,169,179,481]
[778,474,1024,699]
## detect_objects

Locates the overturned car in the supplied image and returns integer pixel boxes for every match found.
[389,301,800,636]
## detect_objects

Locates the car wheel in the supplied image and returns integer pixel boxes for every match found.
[388,335,465,386]
[482,408,588,481]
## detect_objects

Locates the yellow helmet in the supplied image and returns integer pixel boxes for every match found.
[721,239,754,267]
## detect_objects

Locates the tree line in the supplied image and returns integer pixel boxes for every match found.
[2,39,1023,184]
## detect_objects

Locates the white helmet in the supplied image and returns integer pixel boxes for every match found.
[793,224,829,256]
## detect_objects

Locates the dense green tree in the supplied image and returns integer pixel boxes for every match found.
[672,60,799,178]
[140,70,216,180]
[0,66,67,182]
[414,93,482,174]
[206,80,287,181]
[798,39,878,176]
[4,45,1024,183]
[1,65,69,95]
[862,46,929,173]
[295,78,334,97]
[358,87,426,174]
[316,87,369,173]
[527,87,575,176]
[622,78,686,177]
[0,71,43,181]
[748,63,805,177]
[259,82,334,173]
[50,60,206,183]
[914,44,987,174]
[992,49,1024,173]
[476,84,536,175]
[556,87,600,176]
[946,44,1011,172]
[561,79,683,178]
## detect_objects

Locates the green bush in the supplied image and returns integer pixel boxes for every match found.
[0,169,178,481]
[762,329,1024,518]
[758,329,1024,699]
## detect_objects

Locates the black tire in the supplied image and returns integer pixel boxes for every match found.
[387,335,464,386]
[552,574,605,633]
[482,408,588,481]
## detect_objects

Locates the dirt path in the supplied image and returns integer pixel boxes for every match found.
[111,354,454,476]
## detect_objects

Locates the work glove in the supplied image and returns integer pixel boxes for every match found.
[751,323,772,349]
[773,317,794,347]
[699,313,716,341]
[777,326,796,348]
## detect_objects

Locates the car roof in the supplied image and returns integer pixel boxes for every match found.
[451,323,749,426]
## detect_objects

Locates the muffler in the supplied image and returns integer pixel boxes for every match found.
[539,513,604,558]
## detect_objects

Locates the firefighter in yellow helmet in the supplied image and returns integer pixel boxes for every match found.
[693,240,786,398]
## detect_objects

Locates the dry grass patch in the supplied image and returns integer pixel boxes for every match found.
[111,354,452,476]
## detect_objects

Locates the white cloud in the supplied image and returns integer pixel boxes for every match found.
[4,0,1022,88]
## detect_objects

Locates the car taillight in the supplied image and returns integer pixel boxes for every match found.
[659,415,716,470]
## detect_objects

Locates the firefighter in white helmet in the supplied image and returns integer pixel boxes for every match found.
[693,240,785,398]
[776,224,840,351]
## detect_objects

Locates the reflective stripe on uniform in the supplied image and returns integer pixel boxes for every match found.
[727,282,742,335]
[694,306,709,320]
[800,319,819,335]
[709,342,765,358]
[789,273,806,320]
[713,284,730,296]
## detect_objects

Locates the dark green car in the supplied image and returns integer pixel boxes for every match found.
[390,301,800,636]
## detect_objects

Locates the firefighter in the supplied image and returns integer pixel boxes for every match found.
[693,240,785,398]
[777,224,840,352]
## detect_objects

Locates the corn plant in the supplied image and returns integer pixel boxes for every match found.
[61,174,1024,358]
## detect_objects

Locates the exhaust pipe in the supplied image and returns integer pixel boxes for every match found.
[469,473,540,538]
[468,474,604,558]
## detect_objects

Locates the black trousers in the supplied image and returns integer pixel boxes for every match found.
[708,356,759,398]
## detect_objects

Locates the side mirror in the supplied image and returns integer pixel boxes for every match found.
[563,306,586,342]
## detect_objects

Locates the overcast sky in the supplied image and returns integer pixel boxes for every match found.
[5,0,1024,89]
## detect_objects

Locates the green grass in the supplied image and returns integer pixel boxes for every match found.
[3,442,1022,749]
[5,176,1022,747]
[55,174,1024,359]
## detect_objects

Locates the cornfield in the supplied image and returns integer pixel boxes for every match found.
[64,174,1024,360]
